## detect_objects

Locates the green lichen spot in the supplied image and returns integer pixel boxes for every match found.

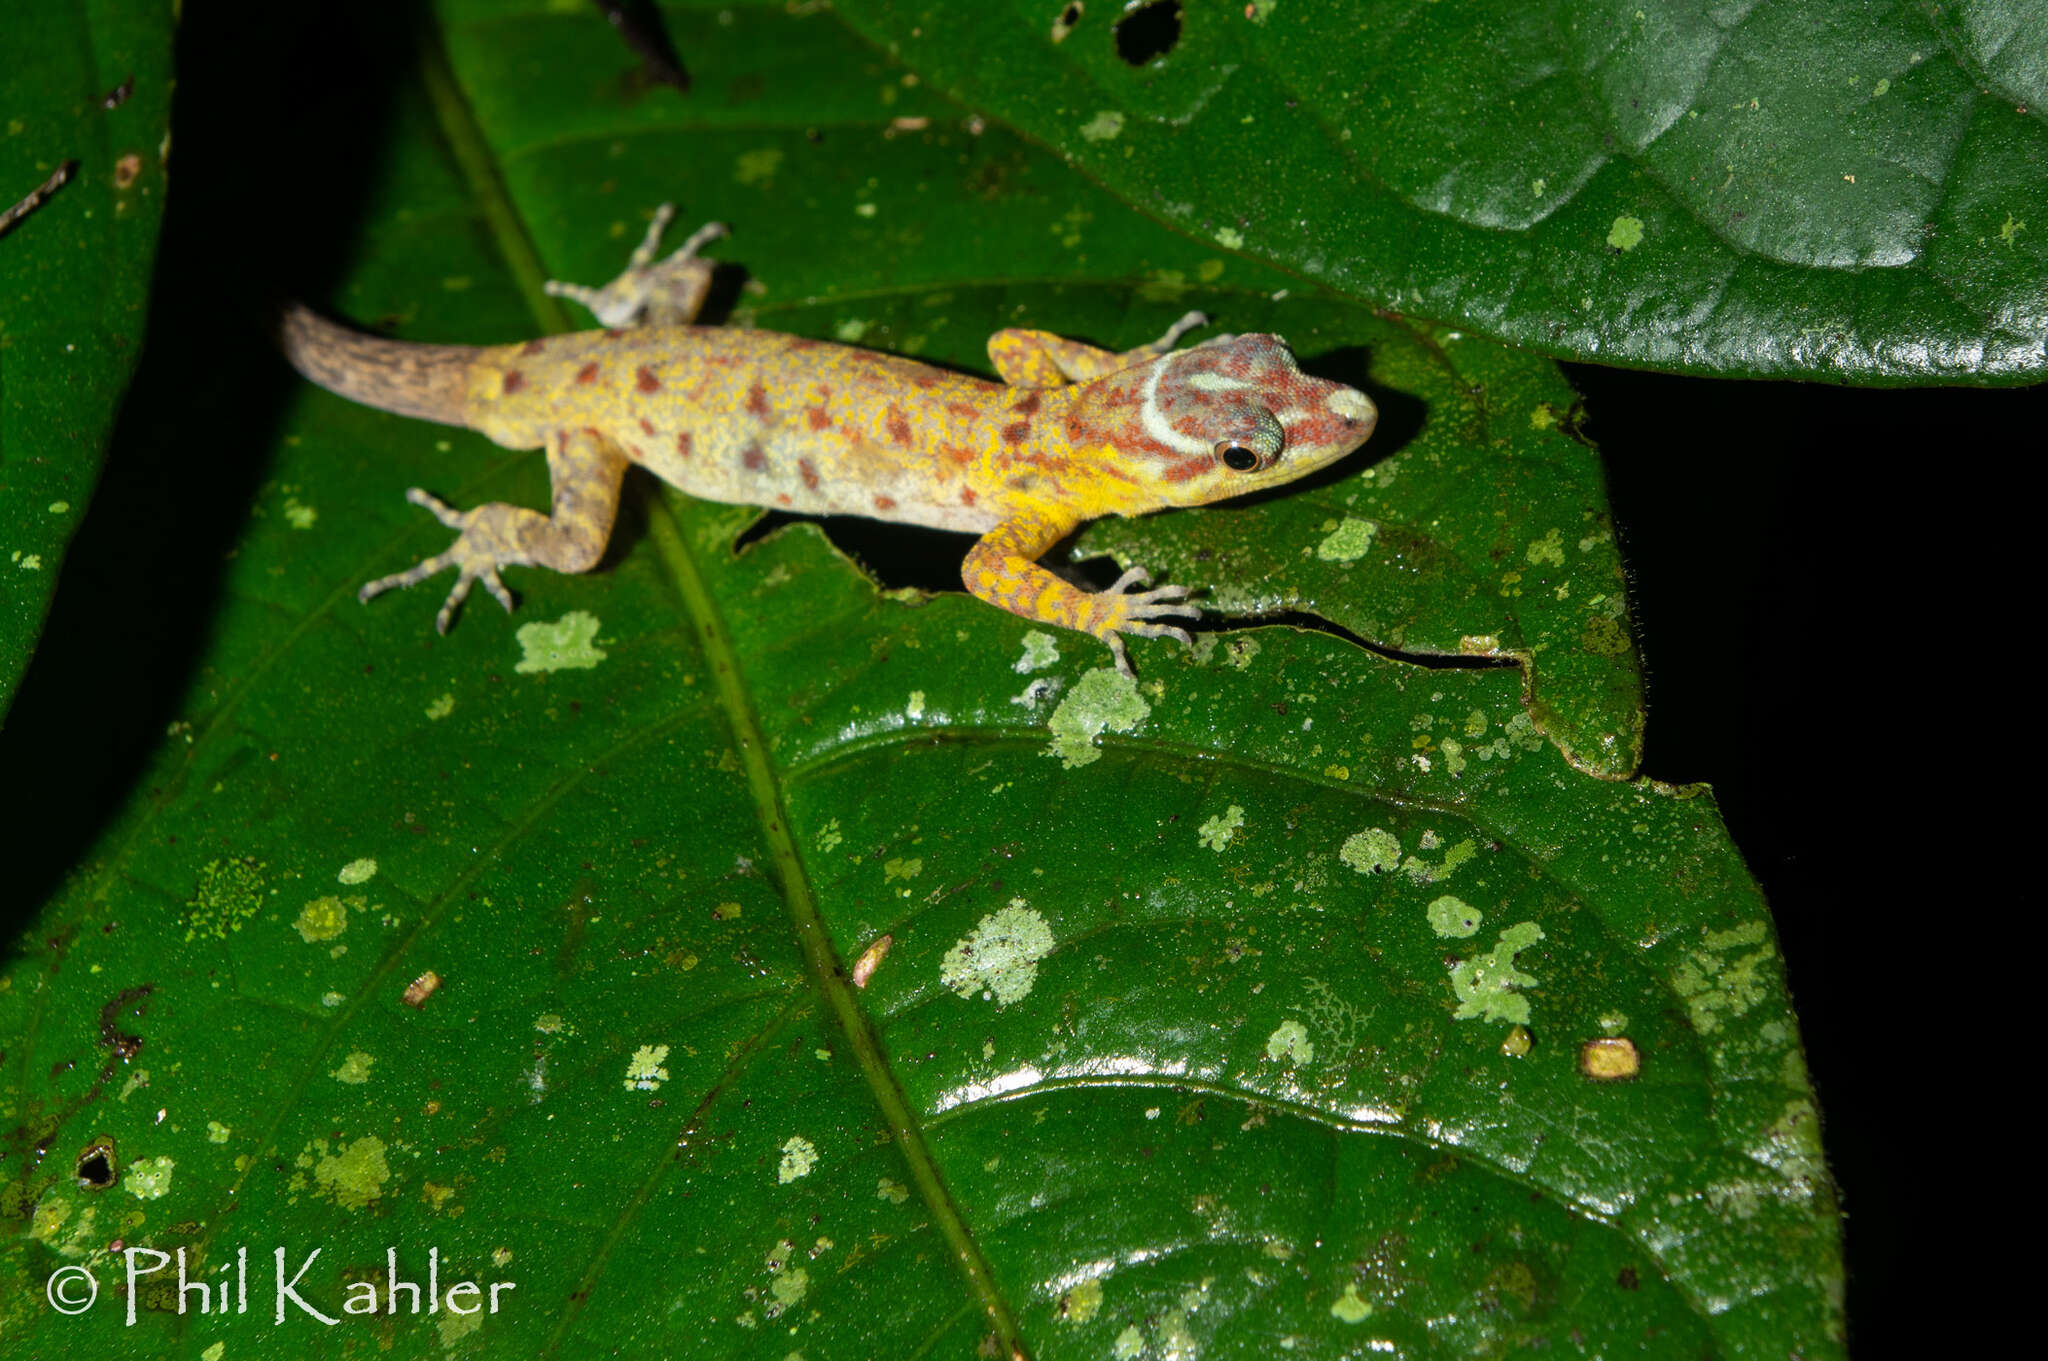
[1047,667,1150,768]
[1504,710,1545,752]
[906,689,926,719]
[815,819,843,853]
[941,901,1055,1006]
[1339,827,1402,874]
[1113,1325,1145,1360]
[1080,110,1125,141]
[1063,1277,1104,1323]
[1607,215,1646,250]
[184,857,268,941]
[425,692,454,720]
[878,1177,909,1205]
[1526,528,1565,566]
[1451,922,1545,1025]
[207,1120,231,1144]
[314,1136,390,1211]
[125,1156,174,1200]
[332,1051,374,1085]
[1198,805,1245,851]
[734,146,783,185]
[1215,226,1245,249]
[293,892,349,942]
[1015,630,1061,673]
[338,857,377,885]
[515,610,606,673]
[623,1043,670,1091]
[778,1135,818,1184]
[883,857,923,882]
[1671,920,1772,1034]
[1999,212,2026,247]
[1330,1282,1373,1323]
[833,318,871,343]
[283,497,317,530]
[1872,77,1890,96]
[770,1264,808,1311]
[1315,517,1376,563]
[1265,1020,1313,1066]
[1428,895,1482,938]
[202,1344,224,1361]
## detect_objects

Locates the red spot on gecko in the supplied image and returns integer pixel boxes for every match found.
[873,495,897,511]
[575,362,600,385]
[746,383,770,417]
[886,407,912,445]
[639,417,656,436]
[943,443,974,465]
[1014,391,1042,416]
[519,338,547,356]
[501,370,525,394]
[604,328,627,340]
[675,432,694,458]
[636,366,661,393]
[805,406,832,432]
[960,487,978,507]
[777,493,793,506]
[1002,421,1032,446]
[798,458,820,491]
[742,444,768,472]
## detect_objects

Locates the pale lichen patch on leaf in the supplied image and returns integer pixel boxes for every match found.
[941,900,1055,1006]
[294,895,349,943]
[1671,921,1772,1035]
[1451,922,1545,1024]
[1014,629,1061,673]
[1265,1019,1313,1066]
[331,1051,374,1085]
[1339,827,1402,874]
[777,1136,818,1184]
[1330,1281,1373,1322]
[515,611,606,673]
[1198,804,1245,851]
[124,1156,174,1200]
[1315,517,1376,563]
[1080,110,1125,142]
[1428,895,1481,938]
[1046,667,1150,768]
[623,1044,671,1092]
[312,1136,390,1211]
[337,857,377,885]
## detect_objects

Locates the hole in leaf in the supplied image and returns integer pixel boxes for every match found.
[76,1137,116,1190]
[1113,0,1181,66]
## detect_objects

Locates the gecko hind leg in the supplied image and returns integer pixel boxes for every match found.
[360,430,629,633]
[543,203,729,328]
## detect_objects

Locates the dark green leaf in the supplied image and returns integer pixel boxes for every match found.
[836,0,2048,384]
[0,0,176,720]
[0,3,1839,1357]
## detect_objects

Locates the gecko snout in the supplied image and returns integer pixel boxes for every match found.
[1325,387,1376,431]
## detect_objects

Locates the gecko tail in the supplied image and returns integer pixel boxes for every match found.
[276,302,477,427]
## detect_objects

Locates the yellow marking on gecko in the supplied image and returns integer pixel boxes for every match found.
[278,206,1377,672]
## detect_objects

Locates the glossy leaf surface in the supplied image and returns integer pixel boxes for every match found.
[0,0,176,719]
[0,3,1839,1357]
[837,0,2048,384]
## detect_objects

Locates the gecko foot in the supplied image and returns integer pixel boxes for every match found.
[543,203,730,328]
[1096,565,1201,676]
[359,488,521,634]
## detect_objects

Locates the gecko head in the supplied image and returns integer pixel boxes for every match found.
[1090,333,1376,510]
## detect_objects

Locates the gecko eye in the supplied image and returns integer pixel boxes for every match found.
[1220,445,1260,472]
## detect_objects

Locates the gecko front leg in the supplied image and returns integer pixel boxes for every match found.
[963,506,1199,676]
[362,428,629,632]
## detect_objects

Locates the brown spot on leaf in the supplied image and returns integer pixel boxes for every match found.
[112,153,142,189]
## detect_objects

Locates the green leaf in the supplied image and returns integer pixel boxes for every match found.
[835,0,2048,384]
[0,0,176,721]
[0,2,1839,1357]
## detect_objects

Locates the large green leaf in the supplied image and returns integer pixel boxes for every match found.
[836,0,2048,385]
[0,2,1839,1357]
[0,0,176,721]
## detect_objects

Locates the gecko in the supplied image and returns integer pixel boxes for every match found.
[279,205,1378,673]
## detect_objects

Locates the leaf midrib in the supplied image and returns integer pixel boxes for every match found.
[417,21,1031,1357]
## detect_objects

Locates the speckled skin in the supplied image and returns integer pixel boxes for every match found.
[281,211,1378,672]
